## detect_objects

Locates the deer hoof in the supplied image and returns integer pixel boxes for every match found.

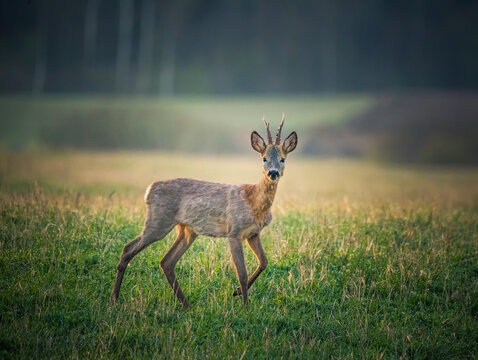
[181,301,192,312]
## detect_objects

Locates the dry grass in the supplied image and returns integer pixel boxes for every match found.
[2,150,477,208]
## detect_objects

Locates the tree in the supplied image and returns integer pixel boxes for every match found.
[136,0,156,93]
[158,0,184,96]
[116,0,134,93]
[33,0,49,94]
[83,0,99,91]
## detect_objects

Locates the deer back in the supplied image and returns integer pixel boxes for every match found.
[145,178,270,239]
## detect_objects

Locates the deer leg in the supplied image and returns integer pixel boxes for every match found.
[160,225,197,309]
[228,237,248,305]
[110,217,175,303]
[233,234,268,296]
[110,235,140,303]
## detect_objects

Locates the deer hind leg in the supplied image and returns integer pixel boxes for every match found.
[160,225,197,310]
[110,212,175,303]
[233,233,268,297]
[228,237,248,305]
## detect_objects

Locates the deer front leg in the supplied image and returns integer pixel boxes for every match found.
[233,233,268,296]
[160,225,197,310]
[228,237,248,305]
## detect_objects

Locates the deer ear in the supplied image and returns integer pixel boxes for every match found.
[282,131,298,153]
[251,131,266,153]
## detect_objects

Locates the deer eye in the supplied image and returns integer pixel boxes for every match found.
[263,157,267,162]
[280,158,285,163]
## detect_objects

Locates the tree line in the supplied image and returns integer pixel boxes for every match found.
[1,0,477,94]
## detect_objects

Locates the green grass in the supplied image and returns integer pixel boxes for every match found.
[0,95,373,152]
[1,151,477,359]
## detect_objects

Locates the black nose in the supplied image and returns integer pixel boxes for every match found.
[268,170,280,180]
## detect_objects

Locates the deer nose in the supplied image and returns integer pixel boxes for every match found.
[268,170,280,180]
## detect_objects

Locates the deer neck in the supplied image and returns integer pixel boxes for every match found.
[242,174,278,224]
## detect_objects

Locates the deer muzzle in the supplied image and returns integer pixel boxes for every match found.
[267,170,280,180]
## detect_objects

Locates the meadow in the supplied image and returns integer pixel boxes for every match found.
[0,95,373,152]
[0,149,477,359]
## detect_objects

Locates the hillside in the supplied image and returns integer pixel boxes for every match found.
[303,91,478,164]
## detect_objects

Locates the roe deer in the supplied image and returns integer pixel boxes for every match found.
[110,116,298,309]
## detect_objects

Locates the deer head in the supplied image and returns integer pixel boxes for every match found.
[250,114,298,181]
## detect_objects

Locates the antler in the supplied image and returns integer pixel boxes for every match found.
[275,114,285,144]
[263,115,273,144]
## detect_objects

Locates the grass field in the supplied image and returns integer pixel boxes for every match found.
[0,95,373,152]
[1,150,477,359]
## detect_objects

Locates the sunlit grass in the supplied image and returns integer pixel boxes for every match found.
[0,94,373,128]
[2,150,477,208]
[1,150,477,358]
[0,95,374,152]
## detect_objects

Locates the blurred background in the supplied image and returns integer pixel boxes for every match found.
[1,0,478,163]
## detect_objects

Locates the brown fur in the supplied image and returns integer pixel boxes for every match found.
[241,176,278,226]
[110,119,297,309]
